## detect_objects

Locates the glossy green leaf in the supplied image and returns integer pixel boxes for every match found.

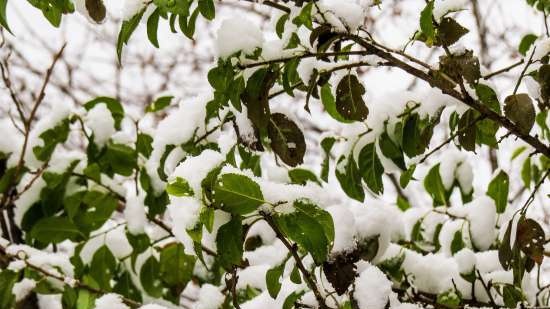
[214,173,264,215]
[216,216,243,270]
[30,216,83,244]
[166,177,194,197]
[423,164,447,206]
[358,142,384,194]
[487,171,509,213]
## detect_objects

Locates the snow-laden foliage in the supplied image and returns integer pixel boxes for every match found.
[0,1,549,309]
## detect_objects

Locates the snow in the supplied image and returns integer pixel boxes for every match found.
[438,220,465,256]
[456,161,473,193]
[217,18,264,58]
[234,106,257,145]
[321,0,366,32]
[0,119,22,167]
[14,175,46,226]
[138,305,168,309]
[532,38,550,61]
[169,149,224,196]
[354,264,392,309]
[121,0,147,20]
[237,265,270,290]
[297,58,318,85]
[454,248,476,274]
[38,294,62,309]
[326,205,356,253]
[353,203,401,262]
[168,196,202,255]
[146,98,208,193]
[466,196,497,250]
[94,294,129,309]
[6,244,74,277]
[244,240,288,267]
[85,103,116,147]
[433,0,468,21]
[23,100,72,167]
[124,189,147,235]
[193,284,225,309]
[105,225,133,259]
[13,278,36,302]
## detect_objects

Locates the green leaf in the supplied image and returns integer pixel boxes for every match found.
[396,196,410,211]
[30,216,82,243]
[499,221,513,270]
[292,2,313,29]
[178,8,199,39]
[159,243,195,286]
[84,97,125,129]
[518,34,538,56]
[379,131,405,170]
[266,263,284,299]
[504,93,536,135]
[521,157,532,188]
[283,291,305,309]
[214,173,264,215]
[166,177,194,197]
[320,137,336,182]
[99,143,137,177]
[475,84,501,114]
[33,119,70,161]
[450,230,464,254]
[146,95,173,113]
[136,133,153,158]
[420,1,435,45]
[146,8,160,48]
[276,14,289,38]
[336,155,364,202]
[90,246,116,291]
[290,265,301,284]
[140,257,163,298]
[198,0,214,20]
[320,84,352,123]
[113,272,142,303]
[358,142,384,194]
[293,199,334,244]
[335,74,369,122]
[502,284,524,307]
[0,0,10,33]
[268,113,306,167]
[437,289,462,309]
[116,9,145,63]
[275,203,332,264]
[400,164,416,188]
[423,164,447,206]
[289,168,320,185]
[486,171,509,213]
[216,216,243,270]
[0,270,17,309]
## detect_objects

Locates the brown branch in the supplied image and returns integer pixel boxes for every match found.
[344,34,550,158]
[483,59,524,79]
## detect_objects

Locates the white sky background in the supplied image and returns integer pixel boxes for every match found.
[2,0,550,276]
